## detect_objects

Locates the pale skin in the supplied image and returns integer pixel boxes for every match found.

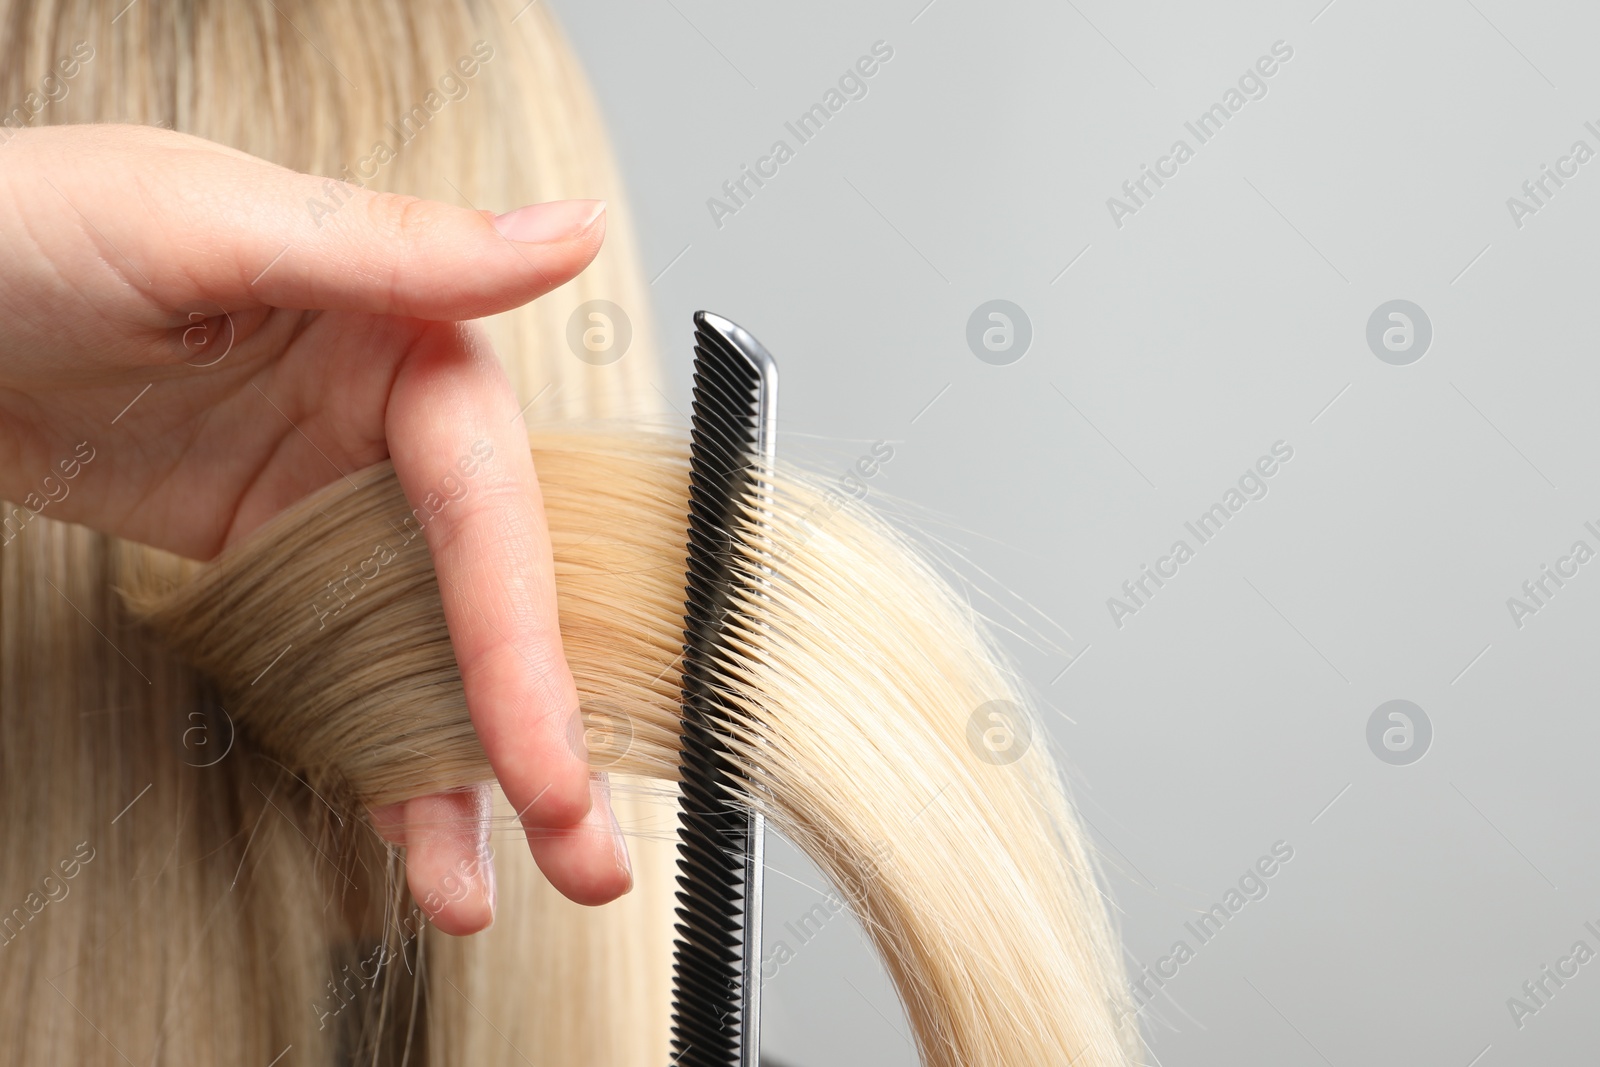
[0,124,631,933]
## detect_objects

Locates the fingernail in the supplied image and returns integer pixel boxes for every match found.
[492,199,606,244]
[594,772,633,890]
[479,882,496,928]
[611,806,633,891]
[479,844,497,920]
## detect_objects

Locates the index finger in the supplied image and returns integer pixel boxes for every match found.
[384,318,632,907]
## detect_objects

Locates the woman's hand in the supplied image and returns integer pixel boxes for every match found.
[0,124,631,932]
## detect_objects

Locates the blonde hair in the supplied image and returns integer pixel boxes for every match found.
[0,1,1138,1064]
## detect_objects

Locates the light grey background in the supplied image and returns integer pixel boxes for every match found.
[553,1,1600,1063]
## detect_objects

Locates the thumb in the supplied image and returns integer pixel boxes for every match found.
[12,125,607,322]
[254,190,608,320]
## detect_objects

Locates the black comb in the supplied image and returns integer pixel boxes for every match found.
[669,311,776,1067]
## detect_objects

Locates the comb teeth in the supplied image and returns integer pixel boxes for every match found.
[670,312,775,1067]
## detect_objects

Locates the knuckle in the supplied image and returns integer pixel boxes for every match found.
[421,478,534,562]
[531,779,590,830]
[364,193,454,309]
[368,190,445,243]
